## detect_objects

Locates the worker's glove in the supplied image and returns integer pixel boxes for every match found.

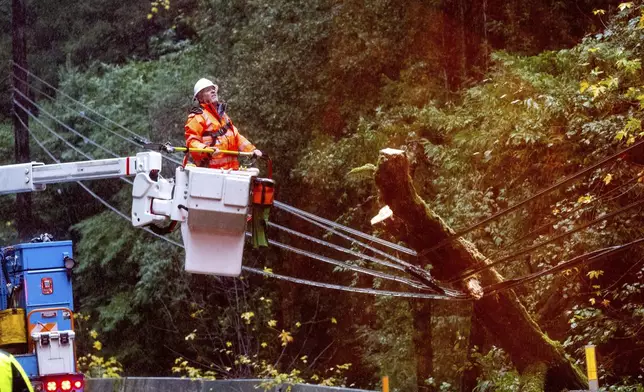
[252,150,263,158]
[162,142,175,153]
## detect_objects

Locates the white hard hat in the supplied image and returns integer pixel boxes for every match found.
[193,78,218,99]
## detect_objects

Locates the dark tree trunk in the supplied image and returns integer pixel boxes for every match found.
[12,0,33,239]
[374,149,587,391]
[461,316,484,392]
[411,299,434,391]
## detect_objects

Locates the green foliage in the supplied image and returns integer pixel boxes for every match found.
[3,0,644,388]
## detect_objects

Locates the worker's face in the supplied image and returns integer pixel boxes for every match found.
[198,86,218,105]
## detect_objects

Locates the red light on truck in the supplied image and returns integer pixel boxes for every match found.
[74,380,83,389]
[41,277,54,295]
[61,379,72,390]
[46,381,57,391]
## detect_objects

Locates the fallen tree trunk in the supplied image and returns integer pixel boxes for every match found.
[374,149,586,391]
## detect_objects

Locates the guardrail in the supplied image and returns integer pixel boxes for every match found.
[86,378,377,392]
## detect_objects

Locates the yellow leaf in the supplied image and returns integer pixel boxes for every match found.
[639,11,644,29]
[593,9,606,15]
[577,194,593,204]
[295,322,302,328]
[267,319,277,327]
[588,47,600,53]
[618,2,633,11]
[331,317,338,324]
[93,341,103,351]
[579,80,590,93]
[263,267,273,274]
[226,341,232,347]
[627,136,636,145]
[279,330,294,346]
[147,14,153,19]
[589,298,596,305]
[587,270,604,279]
[603,174,612,185]
[602,299,611,307]
[90,330,98,339]
[261,342,267,348]
[241,311,255,324]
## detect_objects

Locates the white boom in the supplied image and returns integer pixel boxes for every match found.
[0,152,260,277]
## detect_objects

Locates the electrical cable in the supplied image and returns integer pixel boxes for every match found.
[10,64,182,165]
[14,103,465,299]
[13,99,134,186]
[449,197,644,283]
[264,236,435,290]
[482,238,644,296]
[420,138,644,257]
[11,72,146,151]
[14,88,121,159]
[267,222,405,271]
[452,175,643,283]
[274,201,417,256]
[17,69,639,300]
[17,114,181,247]
[277,204,416,268]
[13,70,420,265]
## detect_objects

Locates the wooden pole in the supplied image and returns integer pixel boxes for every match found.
[12,0,33,239]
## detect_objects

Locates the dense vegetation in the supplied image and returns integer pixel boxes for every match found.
[2,0,643,390]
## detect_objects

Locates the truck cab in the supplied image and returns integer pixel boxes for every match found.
[1,240,84,392]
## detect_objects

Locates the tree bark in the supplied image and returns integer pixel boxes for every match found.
[12,0,33,239]
[411,299,434,391]
[374,149,586,391]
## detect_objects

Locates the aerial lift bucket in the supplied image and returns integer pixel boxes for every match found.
[176,166,259,277]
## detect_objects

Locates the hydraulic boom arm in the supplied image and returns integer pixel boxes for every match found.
[0,151,273,277]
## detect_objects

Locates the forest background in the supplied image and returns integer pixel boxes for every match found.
[1,0,644,390]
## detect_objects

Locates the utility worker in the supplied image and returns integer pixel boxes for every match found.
[184,78,262,169]
[0,350,34,392]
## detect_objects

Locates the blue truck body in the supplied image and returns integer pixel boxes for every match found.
[1,240,84,392]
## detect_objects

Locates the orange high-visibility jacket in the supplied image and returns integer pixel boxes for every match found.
[184,103,255,169]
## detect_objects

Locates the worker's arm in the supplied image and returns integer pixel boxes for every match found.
[232,125,256,153]
[10,355,34,392]
[184,115,211,163]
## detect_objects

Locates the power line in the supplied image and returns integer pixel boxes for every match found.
[277,204,416,268]
[14,103,463,299]
[17,114,181,247]
[447,178,638,283]
[16,94,434,291]
[268,222,405,271]
[14,88,121,159]
[10,64,182,165]
[274,201,417,256]
[449,197,644,283]
[11,72,147,151]
[420,137,644,257]
[482,238,644,296]
[13,68,421,261]
[16,68,639,300]
[13,99,133,186]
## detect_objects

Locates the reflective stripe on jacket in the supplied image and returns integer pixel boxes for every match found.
[184,103,255,170]
[0,350,34,392]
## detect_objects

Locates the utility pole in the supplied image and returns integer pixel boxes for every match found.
[12,0,33,239]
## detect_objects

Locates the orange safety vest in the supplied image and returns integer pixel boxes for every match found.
[184,103,256,169]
